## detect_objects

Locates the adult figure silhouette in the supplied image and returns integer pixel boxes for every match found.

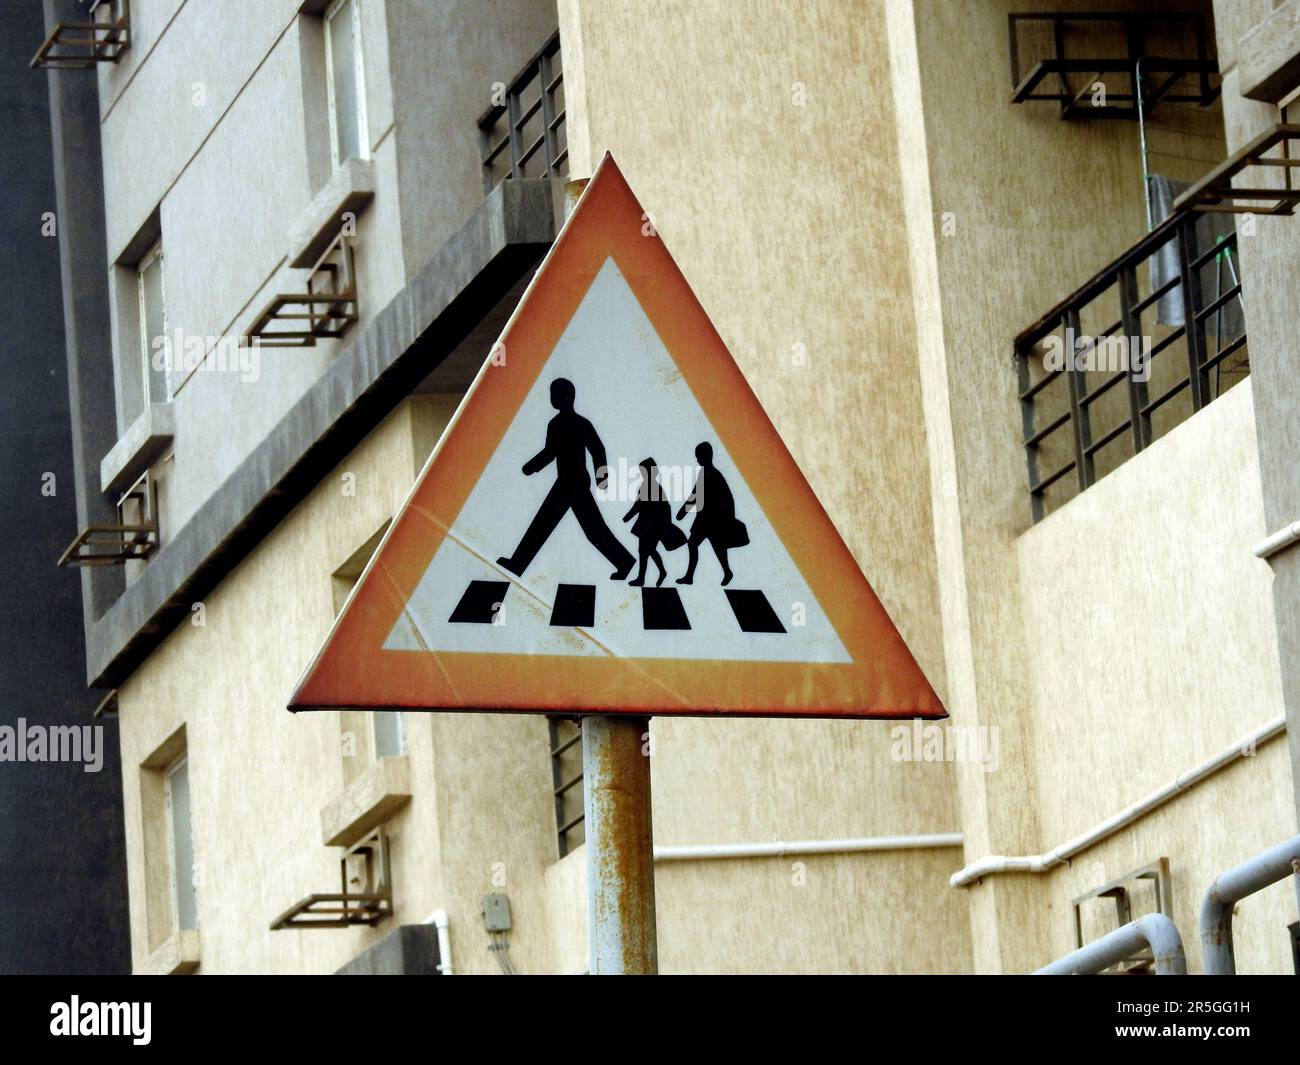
[497,378,635,580]
[676,441,749,586]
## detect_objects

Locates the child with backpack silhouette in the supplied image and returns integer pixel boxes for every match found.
[622,458,686,587]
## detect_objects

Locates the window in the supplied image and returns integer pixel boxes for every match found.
[118,467,161,571]
[137,240,169,406]
[164,755,198,932]
[325,0,367,167]
[372,712,404,759]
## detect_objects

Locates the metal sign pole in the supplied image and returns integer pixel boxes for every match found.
[582,714,657,974]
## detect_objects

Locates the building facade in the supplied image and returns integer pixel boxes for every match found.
[31,0,1300,974]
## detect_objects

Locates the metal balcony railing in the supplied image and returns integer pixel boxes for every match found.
[1016,124,1300,521]
[1015,212,1247,523]
[478,30,566,193]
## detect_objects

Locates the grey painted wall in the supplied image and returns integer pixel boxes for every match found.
[0,1,129,974]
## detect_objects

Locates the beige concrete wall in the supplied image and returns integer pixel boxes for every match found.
[1019,382,1282,847]
[895,0,1294,971]
[1032,739,1297,974]
[119,397,456,973]
[386,0,559,275]
[1017,380,1291,972]
[655,848,970,975]
[1213,0,1300,830]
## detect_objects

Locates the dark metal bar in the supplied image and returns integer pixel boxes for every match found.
[550,729,581,759]
[1064,307,1093,491]
[555,771,583,797]
[1016,214,1182,350]
[1175,214,1208,409]
[506,91,523,181]
[1018,366,1063,402]
[1140,375,1190,417]
[1144,327,1186,360]
[1029,458,1078,497]
[1194,283,1243,323]
[1023,409,1070,449]
[540,49,559,175]
[1118,265,1149,452]
[1017,341,1046,523]
[518,131,547,170]
[547,716,572,858]
[1132,274,1181,315]
[1084,418,1132,458]
[1078,368,1127,407]
[1201,332,1247,373]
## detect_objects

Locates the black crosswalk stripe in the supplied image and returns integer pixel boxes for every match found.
[641,586,690,630]
[550,583,596,627]
[448,580,509,624]
[724,589,787,633]
[449,581,788,634]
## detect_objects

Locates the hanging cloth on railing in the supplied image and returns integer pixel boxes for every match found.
[1147,174,1244,339]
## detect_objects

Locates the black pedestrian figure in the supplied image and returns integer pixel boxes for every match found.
[622,458,686,587]
[676,441,749,586]
[497,378,636,580]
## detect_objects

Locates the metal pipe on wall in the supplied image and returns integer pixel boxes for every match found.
[1035,913,1187,975]
[1200,834,1300,975]
[951,716,1287,887]
[654,834,963,862]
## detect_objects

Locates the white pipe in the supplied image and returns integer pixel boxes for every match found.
[950,716,1287,888]
[1254,519,1300,560]
[654,834,963,862]
[424,909,453,975]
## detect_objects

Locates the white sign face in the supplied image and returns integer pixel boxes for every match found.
[384,257,850,664]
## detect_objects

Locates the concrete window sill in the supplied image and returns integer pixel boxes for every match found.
[100,402,175,497]
[320,755,411,847]
[137,930,200,975]
[288,157,376,268]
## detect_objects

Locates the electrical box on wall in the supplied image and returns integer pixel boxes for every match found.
[482,893,512,933]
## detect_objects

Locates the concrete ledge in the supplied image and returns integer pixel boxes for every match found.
[85,178,557,688]
[100,403,175,497]
[288,157,375,268]
[334,924,442,975]
[136,930,200,975]
[321,756,411,847]
[1241,0,1300,102]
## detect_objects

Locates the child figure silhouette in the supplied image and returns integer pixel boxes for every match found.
[622,458,686,587]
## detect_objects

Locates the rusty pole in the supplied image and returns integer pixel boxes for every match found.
[581,714,657,974]
[563,175,656,973]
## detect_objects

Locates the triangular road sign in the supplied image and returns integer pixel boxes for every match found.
[289,154,944,719]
